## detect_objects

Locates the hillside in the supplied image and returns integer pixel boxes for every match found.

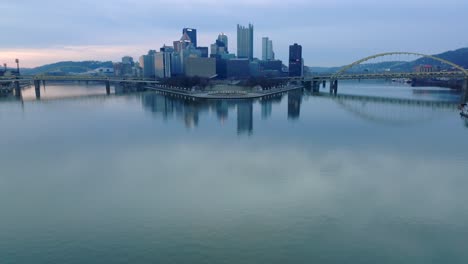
[22,61,113,75]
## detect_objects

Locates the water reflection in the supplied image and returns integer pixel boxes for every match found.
[288,90,303,120]
[1,83,464,134]
[1,83,468,264]
[237,100,253,135]
[139,89,460,134]
[141,93,259,134]
[260,95,282,120]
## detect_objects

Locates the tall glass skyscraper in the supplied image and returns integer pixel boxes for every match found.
[182,28,197,47]
[237,24,254,60]
[262,37,275,61]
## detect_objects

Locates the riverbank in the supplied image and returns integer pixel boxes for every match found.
[412,78,463,89]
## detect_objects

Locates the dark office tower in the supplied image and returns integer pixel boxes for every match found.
[217,33,228,53]
[237,24,254,60]
[289,43,303,77]
[183,28,197,47]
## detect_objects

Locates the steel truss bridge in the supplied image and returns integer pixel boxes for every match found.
[292,52,468,102]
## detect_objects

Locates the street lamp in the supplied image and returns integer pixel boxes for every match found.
[15,59,20,76]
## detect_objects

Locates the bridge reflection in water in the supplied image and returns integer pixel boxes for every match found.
[2,83,462,134]
[140,88,459,134]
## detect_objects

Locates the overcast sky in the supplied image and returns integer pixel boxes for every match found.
[1,0,467,68]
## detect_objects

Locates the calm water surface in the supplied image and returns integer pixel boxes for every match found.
[1,81,468,263]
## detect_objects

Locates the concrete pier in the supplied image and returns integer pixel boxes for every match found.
[303,81,312,90]
[462,78,468,103]
[14,81,21,97]
[312,81,320,93]
[330,79,338,95]
[34,80,41,99]
[105,81,111,95]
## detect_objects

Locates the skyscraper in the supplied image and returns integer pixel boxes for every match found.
[210,39,227,57]
[139,50,157,78]
[289,43,303,77]
[237,24,254,60]
[217,33,228,53]
[183,28,197,47]
[154,46,174,78]
[174,33,192,52]
[262,37,275,61]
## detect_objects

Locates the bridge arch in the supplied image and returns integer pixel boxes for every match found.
[332,52,468,78]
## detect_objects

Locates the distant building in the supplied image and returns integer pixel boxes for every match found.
[247,60,283,77]
[211,39,228,57]
[139,50,157,78]
[180,45,202,74]
[118,56,135,76]
[113,62,123,76]
[415,65,434,72]
[185,57,216,78]
[122,56,134,65]
[262,37,275,61]
[196,47,209,58]
[249,61,261,77]
[0,68,19,77]
[183,28,197,47]
[133,62,143,77]
[289,43,303,77]
[155,46,174,78]
[226,58,250,79]
[87,67,114,76]
[260,60,282,72]
[237,24,254,60]
[171,52,183,76]
[174,33,192,52]
[217,33,228,53]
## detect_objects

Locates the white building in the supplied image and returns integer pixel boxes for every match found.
[262,37,275,61]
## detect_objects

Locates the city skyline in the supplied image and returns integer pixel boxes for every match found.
[1,0,468,68]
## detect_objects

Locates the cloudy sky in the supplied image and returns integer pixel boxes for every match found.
[1,0,467,68]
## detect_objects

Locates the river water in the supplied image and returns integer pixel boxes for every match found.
[1,81,467,263]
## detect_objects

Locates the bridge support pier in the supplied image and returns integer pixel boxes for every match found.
[312,81,320,93]
[322,80,326,88]
[14,81,21,97]
[105,80,111,95]
[34,80,41,99]
[462,78,468,103]
[303,81,312,91]
[330,79,338,95]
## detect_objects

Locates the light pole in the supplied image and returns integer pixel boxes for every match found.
[15,59,20,76]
